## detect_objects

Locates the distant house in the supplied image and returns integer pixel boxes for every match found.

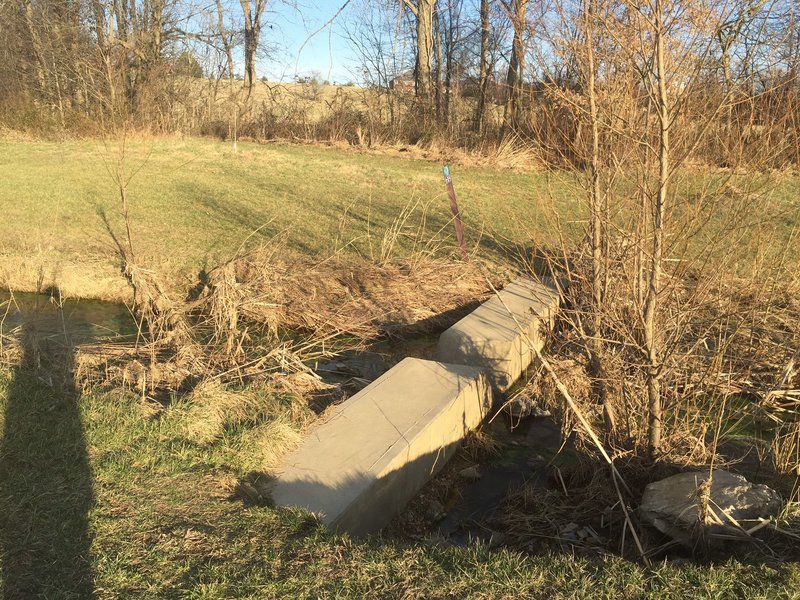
[389,73,415,94]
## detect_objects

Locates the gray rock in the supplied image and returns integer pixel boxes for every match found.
[576,526,602,543]
[426,500,446,522]
[559,522,580,542]
[561,522,579,533]
[639,469,783,546]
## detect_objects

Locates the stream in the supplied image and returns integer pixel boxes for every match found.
[0,290,138,344]
[437,415,560,545]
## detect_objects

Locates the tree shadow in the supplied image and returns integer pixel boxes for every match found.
[0,322,94,599]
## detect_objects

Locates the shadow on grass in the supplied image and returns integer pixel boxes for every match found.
[0,324,94,599]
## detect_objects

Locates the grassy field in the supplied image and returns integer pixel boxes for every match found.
[2,135,798,301]
[0,136,585,301]
[2,135,797,303]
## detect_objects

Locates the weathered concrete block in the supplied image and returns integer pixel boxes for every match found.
[271,357,492,536]
[435,277,560,392]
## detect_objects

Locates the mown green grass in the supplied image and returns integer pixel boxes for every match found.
[1,136,798,300]
[1,371,799,599]
[0,137,584,300]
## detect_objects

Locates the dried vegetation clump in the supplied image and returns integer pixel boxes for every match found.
[180,377,321,449]
[74,244,494,405]
[204,246,492,341]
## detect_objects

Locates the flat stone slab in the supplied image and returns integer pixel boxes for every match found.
[271,357,492,536]
[435,277,560,392]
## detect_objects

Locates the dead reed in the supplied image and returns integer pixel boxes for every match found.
[76,242,494,401]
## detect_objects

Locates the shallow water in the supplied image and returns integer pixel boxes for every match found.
[0,290,138,344]
[438,416,561,545]
[314,336,440,390]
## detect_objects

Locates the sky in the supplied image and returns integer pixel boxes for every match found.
[262,0,362,83]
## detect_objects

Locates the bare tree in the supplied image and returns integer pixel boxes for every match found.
[439,0,465,126]
[475,0,491,131]
[343,0,412,133]
[216,0,241,150]
[402,0,435,103]
[240,0,267,96]
[502,0,527,130]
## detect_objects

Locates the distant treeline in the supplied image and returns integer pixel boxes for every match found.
[1,0,798,168]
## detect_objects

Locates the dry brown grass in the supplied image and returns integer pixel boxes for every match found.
[527,242,800,456]
[773,421,800,478]
[75,234,496,404]
[200,244,493,343]
[182,380,280,445]
[180,378,320,447]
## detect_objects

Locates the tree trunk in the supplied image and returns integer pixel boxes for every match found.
[23,0,47,95]
[114,0,128,40]
[150,0,164,64]
[584,0,614,435]
[586,0,602,321]
[415,0,435,102]
[91,0,117,108]
[443,0,458,127]
[644,0,670,457]
[240,0,266,97]
[215,0,235,80]
[217,0,239,152]
[128,0,137,37]
[475,0,490,132]
[504,0,527,130]
[433,3,444,119]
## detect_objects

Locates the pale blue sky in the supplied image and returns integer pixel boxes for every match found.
[264,0,361,83]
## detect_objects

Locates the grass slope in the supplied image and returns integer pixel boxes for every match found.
[0,137,580,300]
[1,371,799,599]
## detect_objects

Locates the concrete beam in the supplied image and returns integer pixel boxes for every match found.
[271,357,492,536]
[435,277,560,392]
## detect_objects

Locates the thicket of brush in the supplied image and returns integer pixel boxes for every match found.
[435,0,800,557]
[484,252,800,560]
[3,74,799,172]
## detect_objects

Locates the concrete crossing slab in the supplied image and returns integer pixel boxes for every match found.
[435,277,560,392]
[271,357,492,536]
